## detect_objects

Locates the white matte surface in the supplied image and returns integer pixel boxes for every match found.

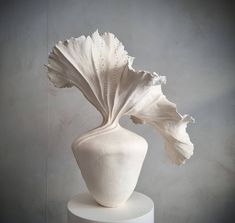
[47,31,194,207]
[67,192,154,223]
[47,31,194,167]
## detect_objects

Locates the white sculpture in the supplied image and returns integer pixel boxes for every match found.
[47,31,194,207]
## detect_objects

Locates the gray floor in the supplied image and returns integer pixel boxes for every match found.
[0,0,235,222]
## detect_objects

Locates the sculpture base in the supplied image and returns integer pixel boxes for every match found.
[67,191,154,223]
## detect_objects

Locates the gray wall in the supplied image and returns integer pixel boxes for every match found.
[0,0,234,222]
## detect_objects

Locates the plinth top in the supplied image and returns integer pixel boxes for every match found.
[67,191,154,223]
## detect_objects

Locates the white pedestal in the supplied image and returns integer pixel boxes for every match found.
[67,191,154,223]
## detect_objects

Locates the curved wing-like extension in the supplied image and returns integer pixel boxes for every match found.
[47,31,194,165]
[130,84,194,165]
[47,31,158,122]
[47,31,129,120]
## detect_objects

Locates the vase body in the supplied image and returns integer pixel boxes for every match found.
[72,125,148,207]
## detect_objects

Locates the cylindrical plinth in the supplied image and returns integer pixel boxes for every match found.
[67,191,154,223]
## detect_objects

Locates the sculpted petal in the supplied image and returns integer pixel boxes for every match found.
[130,85,194,165]
[47,31,194,164]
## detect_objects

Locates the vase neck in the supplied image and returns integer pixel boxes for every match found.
[101,115,120,128]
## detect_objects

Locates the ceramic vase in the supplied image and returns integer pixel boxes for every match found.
[47,31,194,207]
[72,124,147,207]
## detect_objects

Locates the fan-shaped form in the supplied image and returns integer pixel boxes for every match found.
[47,31,194,165]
